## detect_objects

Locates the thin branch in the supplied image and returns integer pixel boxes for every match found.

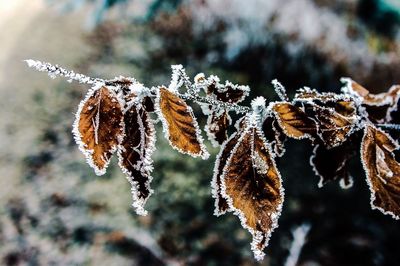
[377,124,400,131]
[25,59,104,85]
[26,60,251,114]
[180,91,251,114]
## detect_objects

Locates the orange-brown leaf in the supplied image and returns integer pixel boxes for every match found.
[118,105,156,215]
[361,125,400,219]
[157,87,209,159]
[310,104,357,148]
[221,126,284,260]
[347,79,400,106]
[343,79,400,123]
[73,85,124,175]
[272,103,317,140]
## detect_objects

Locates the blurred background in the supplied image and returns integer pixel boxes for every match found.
[1,0,400,265]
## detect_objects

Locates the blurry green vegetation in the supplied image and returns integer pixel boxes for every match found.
[358,0,400,37]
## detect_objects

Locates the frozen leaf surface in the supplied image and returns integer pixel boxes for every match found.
[118,104,156,216]
[361,125,400,219]
[73,85,124,175]
[272,102,317,140]
[156,87,209,159]
[310,143,354,188]
[220,122,284,260]
[211,132,241,216]
[262,116,286,157]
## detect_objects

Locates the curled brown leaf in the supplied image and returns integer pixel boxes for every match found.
[361,125,400,219]
[118,104,156,216]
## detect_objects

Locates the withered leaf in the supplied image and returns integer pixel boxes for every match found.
[310,143,355,188]
[294,90,359,147]
[206,76,249,104]
[262,116,286,157]
[343,79,400,123]
[309,104,357,148]
[361,125,400,219]
[211,132,241,216]
[143,96,155,112]
[157,87,209,159]
[345,79,400,106]
[205,109,230,147]
[272,102,317,140]
[118,105,156,216]
[294,88,357,117]
[73,85,124,175]
[220,124,284,260]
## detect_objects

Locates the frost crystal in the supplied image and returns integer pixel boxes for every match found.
[272,79,288,101]
[169,64,184,92]
[284,223,311,266]
[25,59,103,85]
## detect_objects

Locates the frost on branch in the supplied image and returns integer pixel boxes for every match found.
[72,84,125,175]
[156,86,209,159]
[361,125,400,219]
[25,59,101,84]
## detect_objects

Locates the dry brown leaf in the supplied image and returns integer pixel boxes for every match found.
[295,89,357,117]
[211,132,241,216]
[343,79,400,123]
[294,90,358,147]
[202,77,249,146]
[143,96,155,112]
[118,105,156,216]
[157,87,209,159]
[205,109,230,147]
[272,102,317,140]
[73,85,124,175]
[262,116,286,157]
[220,125,284,260]
[310,143,355,188]
[361,125,400,219]
[206,77,249,103]
[310,104,357,148]
[346,79,400,106]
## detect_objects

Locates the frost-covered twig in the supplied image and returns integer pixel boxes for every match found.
[272,79,289,102]
[179,92,251,114]
[25,60,251,114]
[25,59,104,85]
[284,223,311,266]
[377,123,400,130]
